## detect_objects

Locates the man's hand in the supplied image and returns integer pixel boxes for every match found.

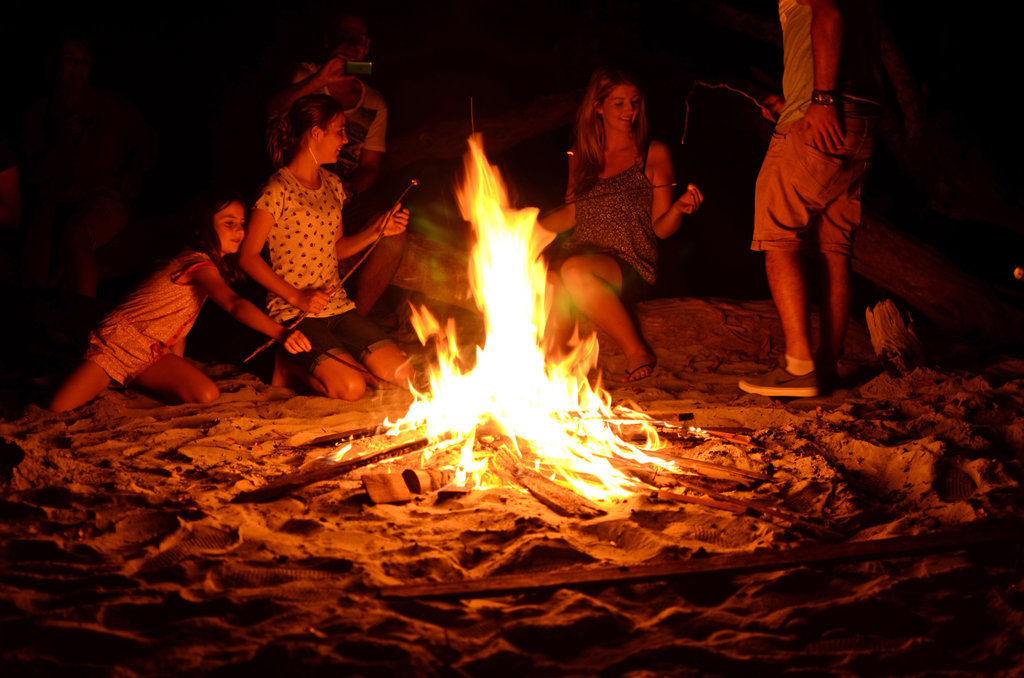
[316,56,351,87]
[801,102,844,154]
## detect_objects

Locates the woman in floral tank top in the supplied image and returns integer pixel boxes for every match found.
[541,67,704,382]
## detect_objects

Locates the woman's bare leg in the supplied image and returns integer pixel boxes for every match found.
[559,254,654,377]
[49,360,111,412]
[133,354,220,404]
[544,272,577,358]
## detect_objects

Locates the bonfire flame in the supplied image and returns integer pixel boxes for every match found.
[391,136,676,501]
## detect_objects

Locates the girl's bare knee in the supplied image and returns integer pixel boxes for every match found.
[392,360,415,388]
[323,373,366,401]
[186,382,220,404]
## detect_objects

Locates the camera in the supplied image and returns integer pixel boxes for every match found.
[344,61,372,76]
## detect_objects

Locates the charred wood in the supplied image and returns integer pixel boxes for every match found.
[512,466,606,519]
[233,431,432,504]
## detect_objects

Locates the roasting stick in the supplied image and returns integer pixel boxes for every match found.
[243,179,419,363]
[241,285,337,363]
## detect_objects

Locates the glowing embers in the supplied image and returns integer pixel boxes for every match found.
[387,136,677,502]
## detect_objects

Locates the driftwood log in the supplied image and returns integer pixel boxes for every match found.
[380,520,1022,599]
[854,211,1024,340]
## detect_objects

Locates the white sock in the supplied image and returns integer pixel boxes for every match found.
[785,355,815,376]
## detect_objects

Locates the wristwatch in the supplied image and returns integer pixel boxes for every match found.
[811,89,837,106]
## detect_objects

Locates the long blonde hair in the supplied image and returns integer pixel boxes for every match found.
[571,67,648,197]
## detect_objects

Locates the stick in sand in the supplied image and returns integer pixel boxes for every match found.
[243,178,420,363]
[379,520,1022,599]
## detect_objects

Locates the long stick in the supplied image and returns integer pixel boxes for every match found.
[672,478,841,539]
[233,431,432,503]
[243,179,419,364]
[379,521,1022,599]
[337,178,419,290]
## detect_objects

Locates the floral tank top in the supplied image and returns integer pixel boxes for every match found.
[563,162,658,284]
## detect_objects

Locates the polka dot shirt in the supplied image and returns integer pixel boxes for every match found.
[255,167,356,321]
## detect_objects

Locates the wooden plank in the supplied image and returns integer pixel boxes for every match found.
[513,466,606,519]
[379,521,1023,599]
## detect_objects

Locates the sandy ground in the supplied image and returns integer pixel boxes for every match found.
[2,296,1024,676]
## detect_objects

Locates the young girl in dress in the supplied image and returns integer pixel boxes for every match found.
[239,94,412,401]
[48,194,312,412]
[541,67,704,382]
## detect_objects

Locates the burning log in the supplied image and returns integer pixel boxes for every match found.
[613,456,753,493]
[379,520,1022,600]
[232,430,432,503]
[512,466,606,519]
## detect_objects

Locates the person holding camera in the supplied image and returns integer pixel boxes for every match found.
[268,15,402,319]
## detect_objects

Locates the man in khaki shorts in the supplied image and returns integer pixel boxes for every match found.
[739,0,881,397]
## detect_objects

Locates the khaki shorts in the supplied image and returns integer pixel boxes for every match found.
[752,118,875,256]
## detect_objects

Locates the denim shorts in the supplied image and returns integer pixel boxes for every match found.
[752,117,876,256]
[285,310,395,373]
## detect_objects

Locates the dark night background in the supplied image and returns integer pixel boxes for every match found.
[1,0,1019,305]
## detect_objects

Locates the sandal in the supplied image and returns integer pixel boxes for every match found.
[624,362,654,383]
